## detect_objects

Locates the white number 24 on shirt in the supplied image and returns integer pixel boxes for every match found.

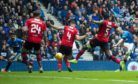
[31,24,41,34]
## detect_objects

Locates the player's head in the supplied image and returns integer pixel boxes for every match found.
[10,33,16,41]
[33,10,41,18]
[116,27,123,34]
[104,14,112,21]
[69,20,76,27]
[104,14,110,20]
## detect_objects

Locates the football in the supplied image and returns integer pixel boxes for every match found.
[55,53,63,60]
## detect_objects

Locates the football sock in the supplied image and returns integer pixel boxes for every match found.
[37,54,42,68]
[110,56,121,64]
[58,60,62,70]
[64,57,70,68]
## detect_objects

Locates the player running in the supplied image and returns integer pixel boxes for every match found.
[1,33,25,72]
[69,16,126,71]
[22,10,46,73]
[48,20,88,72]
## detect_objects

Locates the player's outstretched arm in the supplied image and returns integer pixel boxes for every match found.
[113,39,124,47]
[114,27,125,47]
[75,34,87,41]
[48,21,63,30]
[50,24,62,30]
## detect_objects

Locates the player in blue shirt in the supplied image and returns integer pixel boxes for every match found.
[7,36,23,53]
[114,28,135,70]
[114,28,134,52]
[2,33,25,72]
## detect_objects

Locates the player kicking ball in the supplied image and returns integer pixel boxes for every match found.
[69,15,126,71]
[48,20,88,72]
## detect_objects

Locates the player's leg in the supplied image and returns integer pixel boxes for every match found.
[57,57,62,72]
[21,49,29,65]
[4,59,12,72]
[36,51,43,73]
[69,38,97,63]
[21,41,33,73]
[123,43,134,62]
[69,40,91,63]
[4,51,16,72]
[104,49,121,63]
[21,49,34,73]
[21,41,30,65]
[63,46,73,72]
[102,43,125,71]
[64,56,72,72]
[4,58,12,72]
[56,45,65,72]
[34,43,43,73]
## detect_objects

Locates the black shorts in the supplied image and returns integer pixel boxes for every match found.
[24,41,41,51]
[90,38,109,51]
[59,45,72,56]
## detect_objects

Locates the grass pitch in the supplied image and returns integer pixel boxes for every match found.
[0,71,138,84]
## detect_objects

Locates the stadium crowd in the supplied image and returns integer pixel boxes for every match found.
[0,0,138,61]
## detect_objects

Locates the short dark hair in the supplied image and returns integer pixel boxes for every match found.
[33,10,41,17]
[69,20,76,24]
[104,15,110,20]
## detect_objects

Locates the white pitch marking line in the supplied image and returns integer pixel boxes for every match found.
[0,74,137,83]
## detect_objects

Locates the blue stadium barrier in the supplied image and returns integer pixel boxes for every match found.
[0,60,120,71]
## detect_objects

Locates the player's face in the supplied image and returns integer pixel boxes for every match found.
[11,35,16,41]
[117,28,122,34]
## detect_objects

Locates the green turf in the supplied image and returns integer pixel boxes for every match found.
[0,71,138,84]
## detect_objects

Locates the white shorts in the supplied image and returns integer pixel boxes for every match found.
[124,43,134,51]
